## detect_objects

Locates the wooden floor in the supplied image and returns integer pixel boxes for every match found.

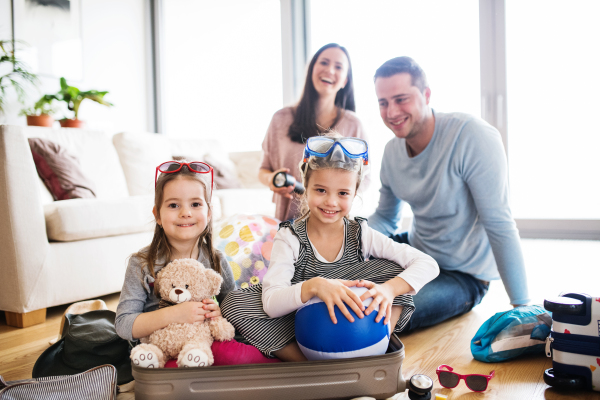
[1,239,599,399]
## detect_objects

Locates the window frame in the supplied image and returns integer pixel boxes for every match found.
[480,0,600,239]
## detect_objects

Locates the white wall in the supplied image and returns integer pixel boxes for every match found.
[0,0,151,134]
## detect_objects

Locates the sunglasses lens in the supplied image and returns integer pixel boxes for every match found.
[307,137,334,154]
[189,162,211,173]
[466,375,487,391]
[439,371,460,388]
[159,162,181,173]
[339,138,367,155]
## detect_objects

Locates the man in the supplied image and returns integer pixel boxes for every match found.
[369,56,529,331]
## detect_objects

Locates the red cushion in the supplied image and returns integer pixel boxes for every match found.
[29,138,96,201]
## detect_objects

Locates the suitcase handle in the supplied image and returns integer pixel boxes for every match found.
[543,296,584,315]
[543,368,586,390]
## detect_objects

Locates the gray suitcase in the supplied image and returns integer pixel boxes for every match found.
[132,334,407,400]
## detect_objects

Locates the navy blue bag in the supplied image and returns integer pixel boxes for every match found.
[471,305,551,363]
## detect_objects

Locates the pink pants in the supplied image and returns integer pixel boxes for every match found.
[164,339,281,368]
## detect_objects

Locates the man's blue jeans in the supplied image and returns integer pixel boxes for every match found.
[390,232,490,332]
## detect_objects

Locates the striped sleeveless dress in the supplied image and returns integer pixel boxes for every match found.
[220,217,415,356]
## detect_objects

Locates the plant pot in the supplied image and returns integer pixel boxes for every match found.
[27,114,55,127]
[59,119,85,128]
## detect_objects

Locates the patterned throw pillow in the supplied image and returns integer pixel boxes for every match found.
[28,137,96,201]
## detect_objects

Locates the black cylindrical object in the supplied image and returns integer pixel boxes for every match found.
[272,172,305,194]
[407,374,433,400]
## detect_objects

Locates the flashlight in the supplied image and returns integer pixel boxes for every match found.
[272,171,305,194]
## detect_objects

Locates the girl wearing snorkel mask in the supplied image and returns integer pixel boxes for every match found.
[222,133,439,361]
[258,43,369,222]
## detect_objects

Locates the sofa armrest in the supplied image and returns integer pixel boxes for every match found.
[0,125,51,313]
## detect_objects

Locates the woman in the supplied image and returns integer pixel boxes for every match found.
[259,43,368,222]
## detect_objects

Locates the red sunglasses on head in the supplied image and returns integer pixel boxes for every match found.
[155,161,214,199]
[436,365,495,392]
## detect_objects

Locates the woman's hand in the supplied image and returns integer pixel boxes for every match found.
[355,279,397,325]
[169,301,209,324]
[303,277,364,324]
[201,298,222,320]
[265,168,295,199]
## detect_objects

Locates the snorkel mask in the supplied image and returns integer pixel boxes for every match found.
[299,136,369,180]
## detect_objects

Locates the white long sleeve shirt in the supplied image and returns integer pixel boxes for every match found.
[262,220,439,318]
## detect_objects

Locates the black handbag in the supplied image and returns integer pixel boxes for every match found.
[32,310,133,385]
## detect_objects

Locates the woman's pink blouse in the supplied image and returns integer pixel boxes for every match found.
[260,107,368,221]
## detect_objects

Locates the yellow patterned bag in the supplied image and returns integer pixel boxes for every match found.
[214,214,280,289]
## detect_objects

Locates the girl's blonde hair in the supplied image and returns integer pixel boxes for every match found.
[133,162,221,286]
[296,131,365,221]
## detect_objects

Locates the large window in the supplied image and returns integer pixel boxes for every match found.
[155,0,600,237]
[506,0,600,220]
[162,0,283,152]
[310,0,480,215]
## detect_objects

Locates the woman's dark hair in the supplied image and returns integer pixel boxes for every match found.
[288,43,355,144]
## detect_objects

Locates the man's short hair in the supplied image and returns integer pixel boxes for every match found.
[374,56,429,92]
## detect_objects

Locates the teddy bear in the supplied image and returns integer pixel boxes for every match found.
[130,258,235,368]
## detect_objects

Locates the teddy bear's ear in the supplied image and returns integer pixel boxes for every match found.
[204,268,224,295]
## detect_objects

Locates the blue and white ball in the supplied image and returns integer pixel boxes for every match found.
[295,286,392,360]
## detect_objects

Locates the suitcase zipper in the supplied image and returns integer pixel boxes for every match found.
[545,336,553,357]
[550,333,600,357]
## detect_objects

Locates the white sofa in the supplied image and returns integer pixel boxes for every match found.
[0,125,274,327]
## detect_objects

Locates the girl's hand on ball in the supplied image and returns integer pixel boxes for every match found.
[310,278,364,324]
[357,280,395,325]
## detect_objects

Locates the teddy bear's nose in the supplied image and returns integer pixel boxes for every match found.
[175,289,183,295]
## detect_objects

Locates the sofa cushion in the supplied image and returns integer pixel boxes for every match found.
[28,137,97,201]
[44,195,155,241]
[203,153,242,190]
[169,137,228,163]
[38,178,55,205]
[214,188,275,219]
[113,132,172,196]
[24,126,129,199]
[170,138,243,190]
[228,150,264,189]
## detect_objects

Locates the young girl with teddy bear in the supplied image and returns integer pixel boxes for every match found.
[115,160,278,367]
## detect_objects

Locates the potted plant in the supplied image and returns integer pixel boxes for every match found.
[0,40,38,118]
[19,94,59,127]
[53,77,113,128]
